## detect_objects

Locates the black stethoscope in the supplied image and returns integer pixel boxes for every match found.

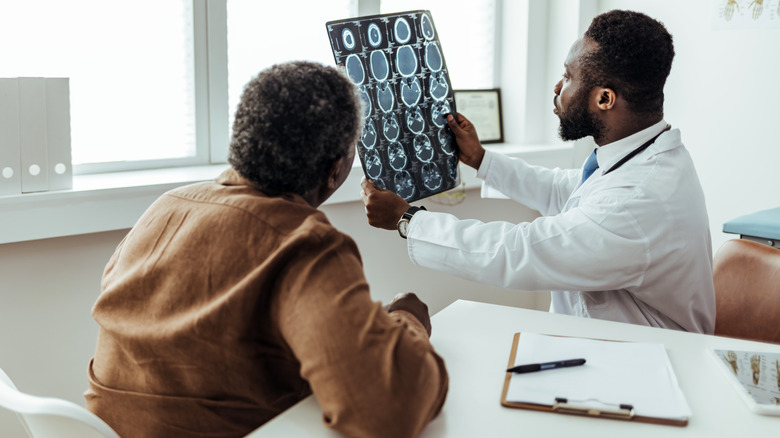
[602,125,672,176]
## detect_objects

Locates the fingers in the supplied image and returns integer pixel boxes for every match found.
[360,178,376,205]
[386,292,432,336]
[446,113,472,135]
[447,112,478,140]
[360,176,412,230]
[360,177,375,193]
[446,113,463,135]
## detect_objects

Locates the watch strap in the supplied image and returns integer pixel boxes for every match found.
[397,205,427,239]
[402,205,427,220]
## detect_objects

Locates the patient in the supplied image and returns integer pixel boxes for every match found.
[85,61,448,438]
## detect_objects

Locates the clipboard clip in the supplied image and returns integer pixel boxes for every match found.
[553,397,635,420]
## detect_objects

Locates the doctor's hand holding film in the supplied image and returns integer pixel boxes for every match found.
[361,177,411,230]
[446,113,485,170]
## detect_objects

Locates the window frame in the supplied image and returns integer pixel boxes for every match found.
[73,0,229,175]
[75,0,504,174]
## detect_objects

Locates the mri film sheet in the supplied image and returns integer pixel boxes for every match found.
[326,10,460,202]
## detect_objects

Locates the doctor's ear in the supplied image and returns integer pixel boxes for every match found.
[596,88,616,110]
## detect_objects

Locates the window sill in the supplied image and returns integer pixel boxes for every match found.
[0,143,573,245]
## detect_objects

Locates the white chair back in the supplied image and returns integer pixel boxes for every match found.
[0,367,119,438]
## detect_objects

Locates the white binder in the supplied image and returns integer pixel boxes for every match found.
[0,78,22,196]
[18,77,49,193]
[45,78,73,191]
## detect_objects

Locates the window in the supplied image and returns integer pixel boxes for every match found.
[226,0,498,133]
[1,1,498,175]
[0,0,197,172]
[225,1,356,132]
[380,0,497,89]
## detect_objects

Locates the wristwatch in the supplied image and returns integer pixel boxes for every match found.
[397,206,427,239]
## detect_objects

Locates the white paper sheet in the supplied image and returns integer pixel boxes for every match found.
[506,333,691,420]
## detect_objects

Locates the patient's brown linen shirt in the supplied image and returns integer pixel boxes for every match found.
[86,168,448,438]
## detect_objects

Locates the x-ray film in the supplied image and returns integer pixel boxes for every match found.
[326,10,460,202]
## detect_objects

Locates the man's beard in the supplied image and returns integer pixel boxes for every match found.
[557,90,605,143]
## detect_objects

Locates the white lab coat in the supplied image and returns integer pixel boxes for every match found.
[407,121,715,333]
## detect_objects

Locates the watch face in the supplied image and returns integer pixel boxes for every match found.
[398,219,409,237]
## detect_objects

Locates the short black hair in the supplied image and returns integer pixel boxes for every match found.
[228,61,362,196]
[582,10,674,116]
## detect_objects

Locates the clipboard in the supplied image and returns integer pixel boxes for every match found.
[500,333,690,427]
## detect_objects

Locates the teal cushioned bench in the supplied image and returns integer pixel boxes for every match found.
[723,207,780,247]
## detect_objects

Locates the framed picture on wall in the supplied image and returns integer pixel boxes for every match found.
[453,89,504,144]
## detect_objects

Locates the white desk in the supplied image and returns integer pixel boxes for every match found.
[250,300,780,436]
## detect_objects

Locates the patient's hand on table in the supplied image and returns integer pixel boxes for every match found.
[384,292,432,337]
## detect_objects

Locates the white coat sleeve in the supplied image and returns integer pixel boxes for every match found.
[477,150,581,216]
[405,205,650,293]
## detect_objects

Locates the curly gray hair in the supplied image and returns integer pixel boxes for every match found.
[228,61,362,196]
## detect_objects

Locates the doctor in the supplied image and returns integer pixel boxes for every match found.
[361,10,715,334]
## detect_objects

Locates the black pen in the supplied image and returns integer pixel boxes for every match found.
[507,358,586,374]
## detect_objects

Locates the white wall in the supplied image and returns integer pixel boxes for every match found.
[0,230,123,436]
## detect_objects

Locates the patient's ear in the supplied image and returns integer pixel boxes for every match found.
[327,155,348,189]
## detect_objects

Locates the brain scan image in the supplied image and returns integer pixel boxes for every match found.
[424,42,443,72]
[382,113,400,141]
[430,100,451,128]
[387,141,408,171]
[429,71,449,101]
[413,134,434,163]
[359,86,372,118]
[394,170,415,200]
[396,45,418,77]
[370,50,390,82]
[420,13,435,40]
[446,155,459,181]
[345,54,365,85]
[364,149,383,179]
[342,28,357,50]
[421,162,443,191]
[406,106,425,134]
[327,10,458,202]
[361,119,377,149]
[400,77,422,107]
[376,81,395,113]
[438,127,455,155]
[367,22,383,47]
[394,17,412,44]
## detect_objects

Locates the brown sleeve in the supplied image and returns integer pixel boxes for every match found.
[273,231,448,438]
